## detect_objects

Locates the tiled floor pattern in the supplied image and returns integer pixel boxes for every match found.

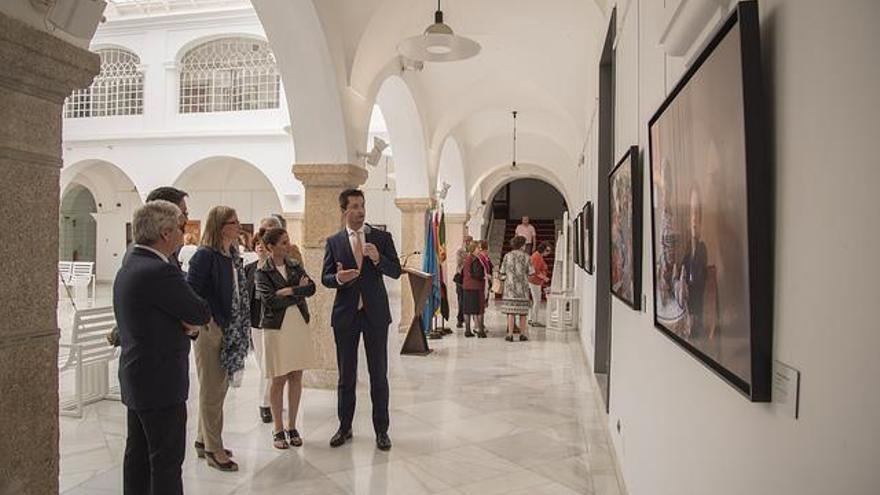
[58,284,625,494]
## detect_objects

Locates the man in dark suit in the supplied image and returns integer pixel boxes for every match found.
[114,200,211,495]
[122,186,189,269]
[322,189,401,451]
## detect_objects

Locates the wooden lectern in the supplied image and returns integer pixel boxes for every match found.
[400,266,433,356]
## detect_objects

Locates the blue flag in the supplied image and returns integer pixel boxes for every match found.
[421,210,439,333]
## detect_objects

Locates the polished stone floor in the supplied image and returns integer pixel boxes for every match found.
[58,284,625,494]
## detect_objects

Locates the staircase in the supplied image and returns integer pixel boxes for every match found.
[493,219,558,297]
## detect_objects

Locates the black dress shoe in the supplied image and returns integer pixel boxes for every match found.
[259,406,272,424]
[329,429,352,448]
[376,432,392,451]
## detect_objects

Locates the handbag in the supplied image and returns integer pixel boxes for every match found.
[491,275,504,295]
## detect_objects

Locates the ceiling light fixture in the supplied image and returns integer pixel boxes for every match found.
[511,110,518,171]
[397,0,481,62]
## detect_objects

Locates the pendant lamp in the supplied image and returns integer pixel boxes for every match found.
[398,0,481,62]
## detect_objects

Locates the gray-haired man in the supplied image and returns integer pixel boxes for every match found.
[114,200,210,495]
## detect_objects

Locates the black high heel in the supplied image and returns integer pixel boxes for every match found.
[205,451,239,472]
[194,441,232,459]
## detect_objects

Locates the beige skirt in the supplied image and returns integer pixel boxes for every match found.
[262,305,317,378]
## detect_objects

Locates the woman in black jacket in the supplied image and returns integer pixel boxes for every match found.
[254,227,317,449]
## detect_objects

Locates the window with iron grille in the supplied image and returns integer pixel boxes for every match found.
[65,48,144,118]
[178,37,280,113]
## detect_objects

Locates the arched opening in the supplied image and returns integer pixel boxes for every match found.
[173,156,283,240]
[361,104,401,243]
[483,178,568,300]
[60,160,143,282]
[372,75,430,198]
[59,184,97,264]
[436,136,467,215]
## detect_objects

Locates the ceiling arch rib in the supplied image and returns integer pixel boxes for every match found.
[464,132,575,184]
[251,0,350,163]
[374,75,431,199]
[470,162,572,218]
[436,136,467,213]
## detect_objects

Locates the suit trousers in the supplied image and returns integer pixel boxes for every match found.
[455,282,464,324]
[333,309,389,434]
[193,320,229,453]
[123,403,186,495]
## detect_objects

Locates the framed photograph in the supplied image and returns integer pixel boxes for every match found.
[571,214,579,268]
[647,1,771,401]
[575,213,584,269]
[583,201,594,274]
[609,146,642,310]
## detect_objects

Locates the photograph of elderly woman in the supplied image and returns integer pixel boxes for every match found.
[609,146,642,310]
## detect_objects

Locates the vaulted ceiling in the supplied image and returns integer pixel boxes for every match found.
[214,1,609,209]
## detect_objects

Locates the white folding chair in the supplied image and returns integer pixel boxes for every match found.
[69,261,96,306]
[58,306,120,418]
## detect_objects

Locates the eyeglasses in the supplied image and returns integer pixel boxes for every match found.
[223,220,240,226]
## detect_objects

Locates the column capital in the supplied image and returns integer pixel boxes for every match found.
[0,13,98,103]
[444,212,469,223]
[394,197,433,213]
[281,211,304,222]
[292,163,369,188]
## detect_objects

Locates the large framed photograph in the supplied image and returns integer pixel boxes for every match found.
[583,201,594,274]
[609,146,642,310]
[648,1,771,401]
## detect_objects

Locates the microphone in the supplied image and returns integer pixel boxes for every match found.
[400,251,421,267]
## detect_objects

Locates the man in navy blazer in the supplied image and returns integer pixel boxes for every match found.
[322,189,401,451]
[114,200,211,495]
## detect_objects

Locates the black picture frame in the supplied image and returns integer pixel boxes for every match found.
[572,213,582,269]
[609,146,642,310]
[583,201,595,274]
[647,1,771,401]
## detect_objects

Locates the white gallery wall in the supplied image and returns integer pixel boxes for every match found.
[577,1,880,494]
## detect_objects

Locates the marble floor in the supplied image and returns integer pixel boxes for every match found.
[59,285,625,495]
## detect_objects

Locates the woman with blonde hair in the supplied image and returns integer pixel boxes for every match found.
[255,227,317,449]
[186,206,250,472]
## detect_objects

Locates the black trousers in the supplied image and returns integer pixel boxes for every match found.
[123,403,187,495]
[333,309,389,434]
[455,282,464,324]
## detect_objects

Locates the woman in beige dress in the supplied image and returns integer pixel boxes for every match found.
[254,228,317,449]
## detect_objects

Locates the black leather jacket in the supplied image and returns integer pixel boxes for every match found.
[254,257,315,329]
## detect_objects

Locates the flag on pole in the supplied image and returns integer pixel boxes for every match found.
[437,209,449,320]
[421,210,440,333]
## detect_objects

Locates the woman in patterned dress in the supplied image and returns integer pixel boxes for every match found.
[499,235,534,342]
